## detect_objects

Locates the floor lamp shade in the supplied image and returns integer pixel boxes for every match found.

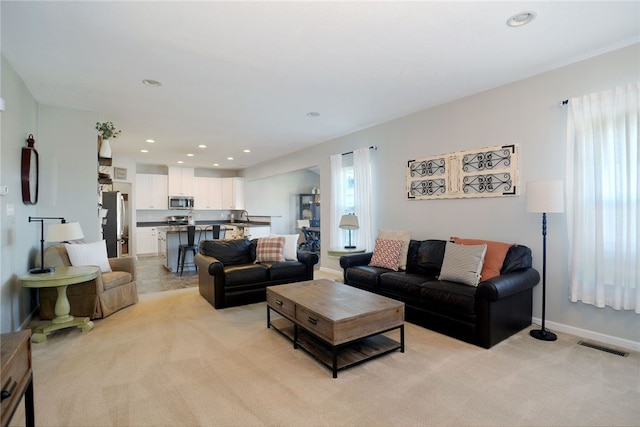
[339,214,359,249]
[525,180,564,342]
[525,180,564,213]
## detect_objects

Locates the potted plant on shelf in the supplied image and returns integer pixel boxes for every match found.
[96,121,122,159]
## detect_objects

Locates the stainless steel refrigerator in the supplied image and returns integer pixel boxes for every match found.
[102,191,125,257]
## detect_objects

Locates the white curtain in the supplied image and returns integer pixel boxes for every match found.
[566,82,639,313]
[353,147,373,251]
[330,153,345,248]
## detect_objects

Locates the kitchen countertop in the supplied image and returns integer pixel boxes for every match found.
[137,221,271,230]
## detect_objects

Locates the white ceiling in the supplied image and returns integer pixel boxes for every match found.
[2,1,639,170]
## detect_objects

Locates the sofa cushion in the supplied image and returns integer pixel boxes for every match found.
[419,280,477,314]
[199,239,252,265]
[266,261,307,280]
[439,242,487,287]
[345,265,388,290]
[379,272,433,299]
[224,264,269,286]
[101,271,133,291]
[406,240,447,276]
[369,238,404,271]
[501,245,533,273]
[255,236,286,263]
[378,229,411,270]
[452,237,514,280]
[65,240,112,273]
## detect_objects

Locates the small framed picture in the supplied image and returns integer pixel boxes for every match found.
[114,167,127,180]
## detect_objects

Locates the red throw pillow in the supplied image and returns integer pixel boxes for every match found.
[369,238,404,271]
[451,237,515,280]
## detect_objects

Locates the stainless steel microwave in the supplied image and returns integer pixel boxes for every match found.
[168,196,194,210]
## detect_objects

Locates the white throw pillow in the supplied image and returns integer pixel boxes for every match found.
[270,234,299,260]
[65,240,112,273]
[439,242,487,287]
[378,229,411,270]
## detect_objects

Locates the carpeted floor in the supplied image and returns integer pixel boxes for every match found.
[11,259,640,426]
[13,292,640,426]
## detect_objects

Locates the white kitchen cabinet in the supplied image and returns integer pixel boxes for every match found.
[136,174,168,210]
[137,227,159,255]
[194,177,222,210]
[168,167,194,196]
[221,177,245,210]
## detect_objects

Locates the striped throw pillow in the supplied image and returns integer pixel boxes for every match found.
[439,242,487,286]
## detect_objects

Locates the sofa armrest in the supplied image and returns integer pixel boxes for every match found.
[297,251,319,266]
[476,268,540,302]
[194,253,224,275]
[340,252,373,269]
[108,256,137,281]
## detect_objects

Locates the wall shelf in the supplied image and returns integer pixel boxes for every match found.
[98,157,112,166]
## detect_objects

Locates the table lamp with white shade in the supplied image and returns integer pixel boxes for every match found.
[339,214,359,249]
[29,217,84,274]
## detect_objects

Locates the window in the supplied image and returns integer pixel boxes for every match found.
[566,82,639,313]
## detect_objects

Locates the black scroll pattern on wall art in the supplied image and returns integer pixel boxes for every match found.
[463,148,511,172]
[409,179,446,197]
[463,173,512,194]
[409,158,446,177]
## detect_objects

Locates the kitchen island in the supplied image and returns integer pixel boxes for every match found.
[138,221,272,273]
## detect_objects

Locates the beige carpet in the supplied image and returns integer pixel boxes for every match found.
[11,287,640,427]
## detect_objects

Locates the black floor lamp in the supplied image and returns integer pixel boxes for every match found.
[525,180,564,341]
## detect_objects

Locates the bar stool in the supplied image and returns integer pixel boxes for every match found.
[177,225,198,276]
[200,225,222,240]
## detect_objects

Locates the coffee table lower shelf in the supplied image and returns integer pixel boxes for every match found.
[268,316,403,378]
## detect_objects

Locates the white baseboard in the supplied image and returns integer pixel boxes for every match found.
[532,317,640,352]
[318,267,343,279]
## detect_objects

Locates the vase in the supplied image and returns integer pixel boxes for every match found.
[99,139,112,158]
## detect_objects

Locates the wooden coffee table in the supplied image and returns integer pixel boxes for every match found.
[267,279,404,378]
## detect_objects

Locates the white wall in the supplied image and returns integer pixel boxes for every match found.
[244,44,640,345]
[244,168,320,235]
[1,55,100,333]
[1,55,39,333]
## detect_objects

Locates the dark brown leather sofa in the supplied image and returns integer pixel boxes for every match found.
[340,239,540,348]
[195,238,319,309]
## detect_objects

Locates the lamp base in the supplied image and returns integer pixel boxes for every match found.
[343,245,356,249]
[530,328,557,341]
[29,267,54,274]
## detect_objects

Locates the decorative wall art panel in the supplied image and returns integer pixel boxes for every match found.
[407,144,519,200]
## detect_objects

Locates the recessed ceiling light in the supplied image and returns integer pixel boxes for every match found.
[198,144,207,148]
[306,112,320,117]
[507,11,536,27]
[142,79,162,87]
[187,153,194,157]
[213,163,219,167]
[243,149,251,153]
[140,149,149,153]
[177,160,184,164]
[227,157,234,161]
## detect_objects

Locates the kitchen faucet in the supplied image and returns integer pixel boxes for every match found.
[239,210,250,222]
